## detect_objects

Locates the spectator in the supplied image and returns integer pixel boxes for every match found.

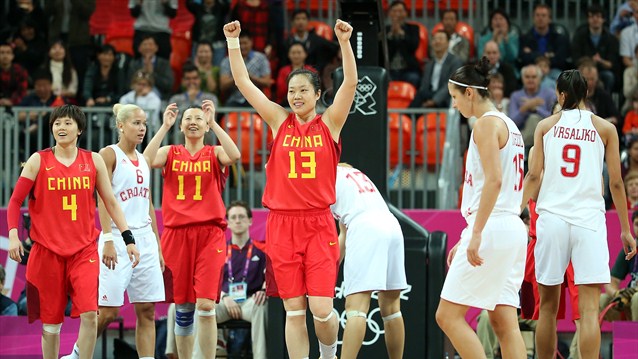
[83,44,126,108]
[230,0,270,53]
[0,264,18,316]
[489,73,509,115]
[0,42,28,107]
[409,30,463,109]
[169,62,219,113]
[625,171,638,209]
[599,210,638,321]
[385,0,421,87]
[18,69,69,154]
[623,45,638,113]
[441,9,470,63]
[483,40,518,97]
[127,35,174,100]
[219,31,272,107]
[623,137,638,179]
[535,55,556,90]
[320,48,342,106]
[119,70,161,130]
[508,64,556,146]
[187,0,229,65]
[579,61,621,132]
[45,0,95,99]
[275,42,315,106]
[8,0,47,41]
[44,39,78,101]
[623,91,638,143]
[620,1,638,68]
[129,0,177,60]
[193,42,220,97]
[571,4,619,91]
[12,18,47,75]
[611,0,638,36]
[477,8,519,67]
[282,9,338,74]
[519,3,570,79]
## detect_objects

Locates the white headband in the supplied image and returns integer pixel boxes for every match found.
[448,79,488,90]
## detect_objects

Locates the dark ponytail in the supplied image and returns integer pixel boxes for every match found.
[448,56,491,98]
[556,69,587,110]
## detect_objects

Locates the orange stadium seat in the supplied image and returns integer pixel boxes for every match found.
[407,20,428,66]
[170,32,192,92]
[416,112,447,167]
[222,112,268,168]
[388,81,416,109]
[389,113,413,167]
[431,20,475,58]
[308,20,334,41]
[105,23,134,56]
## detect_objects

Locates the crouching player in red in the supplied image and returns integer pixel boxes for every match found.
[6,105,140,359]
[144,99,240,359]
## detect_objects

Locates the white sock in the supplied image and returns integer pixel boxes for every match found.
[318,339,337,359]
[139,357,155,359]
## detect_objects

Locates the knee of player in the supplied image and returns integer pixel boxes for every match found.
[435,306,451,329]
[311,308,335,323]
[174,303,196,336]
[134,302,156,322]
[99,308,120,324]
[80,311,98,326]
[42,323,63,335]
[196,299,215,313]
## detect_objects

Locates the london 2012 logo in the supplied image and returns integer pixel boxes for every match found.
[332,280,412,346]
[351,76,378,116]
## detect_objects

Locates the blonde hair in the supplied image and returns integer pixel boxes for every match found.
[113,103,144,127]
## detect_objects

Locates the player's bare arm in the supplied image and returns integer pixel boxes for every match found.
[97,146,118,269]
[202,99,241,167]
[7,153,41,262]
[468,115,506,267]
[223,20,288,133]
[94,152,141,267]
[144,103,178,168]
[594,115,638,259]
[323,19,357,142]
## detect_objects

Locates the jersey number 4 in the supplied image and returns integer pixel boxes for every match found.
[63,194,77,221]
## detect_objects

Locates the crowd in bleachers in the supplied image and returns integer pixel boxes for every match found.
[5,0,638,210]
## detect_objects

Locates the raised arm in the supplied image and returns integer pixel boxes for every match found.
[223,21,288,131]
[144,103,178,168]
[202,99,241,167]
[323,19,357,140]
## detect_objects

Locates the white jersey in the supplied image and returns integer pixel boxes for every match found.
[536,109,605,230]
[108,144,152,230]
[461,111,524,219]
[331,166,392,227]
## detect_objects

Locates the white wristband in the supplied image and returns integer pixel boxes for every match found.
[226,37,240,49]
[102,232,113,242]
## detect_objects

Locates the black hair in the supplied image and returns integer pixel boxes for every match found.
[288,41,307,54]
[441,9,457,21]
[239,30,252,39]
[196,41,213,52]
[139,34,157,45]
[587,4,604,17]
[533,2,551,14]
[32,68,53,83]
[287,68,320,94]
[433,29,450,41]
[227,200,253,219]
[291,9,310,19]
[0,264,5,284]
[633,210,638,223]
[389,0,407,10]
[181,61,198,74]
[448,56,491,98]
[489,8,511,30]
[49,104,87,135]
[556,70,587,110]
[97,44,116,55]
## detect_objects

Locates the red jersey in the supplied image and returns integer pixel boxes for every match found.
[161,145,228,228]
[529,199,538,239]
[29,148,99,257]
[263,113,341,210]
